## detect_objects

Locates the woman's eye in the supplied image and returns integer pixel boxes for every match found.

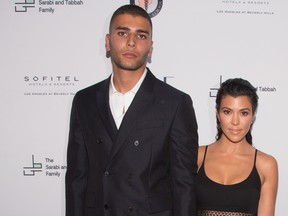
[223,110,230,115]
[241,111,249,116]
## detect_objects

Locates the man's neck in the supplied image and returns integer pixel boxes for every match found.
[112,68,146,93]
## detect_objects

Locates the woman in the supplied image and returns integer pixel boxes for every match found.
[196,78,278,216]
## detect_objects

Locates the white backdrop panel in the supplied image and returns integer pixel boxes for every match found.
[0,1,286,215]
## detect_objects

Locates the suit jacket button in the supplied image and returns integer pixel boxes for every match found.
[127,173,132,179]
[104,171,109,176]
[134,140,139,146]
[104,204,109,210]
[127,206,133,213]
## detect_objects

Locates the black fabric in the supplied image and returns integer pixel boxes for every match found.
[195,146,261,216]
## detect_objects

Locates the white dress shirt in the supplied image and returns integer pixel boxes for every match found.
[109,69,147,129]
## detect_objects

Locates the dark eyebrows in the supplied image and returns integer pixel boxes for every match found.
[137,29,150,35]
[115,26,130,31]
[115,26,150,36]
[220,107,252,112]
[240,108,252,112]
[220,107,231,111]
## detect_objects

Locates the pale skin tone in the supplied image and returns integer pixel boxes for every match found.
[197,95,278,216]
[105,13,153,94]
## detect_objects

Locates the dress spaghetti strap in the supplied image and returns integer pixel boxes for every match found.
[202,145,208,163]
[253,149,258,166]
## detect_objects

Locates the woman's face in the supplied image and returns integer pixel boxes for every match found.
[217,95,255,144]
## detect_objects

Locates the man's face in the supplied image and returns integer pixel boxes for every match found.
[105,14,153,72]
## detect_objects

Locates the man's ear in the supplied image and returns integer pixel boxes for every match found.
[105,34,111,58]
[147,43,153,63]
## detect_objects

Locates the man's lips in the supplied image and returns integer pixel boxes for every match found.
[123,52,137,58]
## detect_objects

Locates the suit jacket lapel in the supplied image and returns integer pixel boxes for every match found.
[107,70,155,163]
[96,77,118,143]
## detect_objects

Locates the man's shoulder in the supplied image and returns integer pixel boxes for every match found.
[153,77,188,98]
[76,77,109,96]
[146,68,187,97]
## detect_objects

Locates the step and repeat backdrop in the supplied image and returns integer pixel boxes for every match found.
[0,0,287,215]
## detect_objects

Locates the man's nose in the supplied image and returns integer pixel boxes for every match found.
[127,34,136,48]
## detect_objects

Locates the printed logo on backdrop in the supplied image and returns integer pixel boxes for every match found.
[23,155,66,177]
[216,0,274,16]
[130,0,163,18]
[209,75,224,97]
[14,0,84,13]
[15,0,36,12]
[209,75,277,98]
[23,75,79,96]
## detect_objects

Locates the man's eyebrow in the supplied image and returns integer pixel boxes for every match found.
[137,29,150,35]
[115,26,130,31]
[115,26,150,35]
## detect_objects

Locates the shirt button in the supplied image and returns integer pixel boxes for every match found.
[134,140,140,146]
[104,171,109,176]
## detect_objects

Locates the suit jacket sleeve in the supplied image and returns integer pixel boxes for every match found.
[65,93,88,216]
[170,93,198,216]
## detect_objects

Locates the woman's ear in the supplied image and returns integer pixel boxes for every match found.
[252,113,257,124]
[216,109,220,121]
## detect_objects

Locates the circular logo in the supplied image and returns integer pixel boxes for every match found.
[130,0,163,18]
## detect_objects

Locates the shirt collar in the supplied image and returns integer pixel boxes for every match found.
[110,68,147,95]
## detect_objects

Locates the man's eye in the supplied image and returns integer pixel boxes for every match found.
[118,32,127,37]
[138,34,147,40]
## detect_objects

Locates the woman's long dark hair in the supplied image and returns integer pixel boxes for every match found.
[215,78,259,145]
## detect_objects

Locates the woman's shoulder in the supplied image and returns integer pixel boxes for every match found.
[197,144,213,170]
[198,145,207,152]
[256,150,278,168]
[256,149,278,181]
[197,145,206,170]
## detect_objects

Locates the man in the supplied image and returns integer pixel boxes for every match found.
[65,4,198,216]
